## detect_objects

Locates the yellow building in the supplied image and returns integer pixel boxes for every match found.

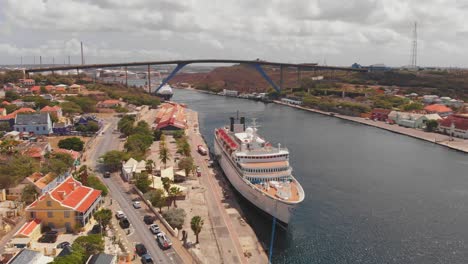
[25,177,102,232]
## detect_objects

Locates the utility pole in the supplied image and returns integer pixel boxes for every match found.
[81,41,84,65]
[410,21,418,68]
[39,56,42,67]
[68,55,71,65]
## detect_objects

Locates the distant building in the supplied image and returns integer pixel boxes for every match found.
[223,89,239,97]
[424,104,453,117]
[281,98,302,105]
[25,176,103,232]
[438,114,468,139]
[6,248,53,264]
[121,158,146,181]
[154,102,187,131]
[40,105,63,119]
[388,111,441,129]
[30,86,40,94]
[14,113,53,135]
[69,84,81,94]
[368,64,391,72]
[13,219,42,242]
[370,108,391,121]
[19,79,35,87]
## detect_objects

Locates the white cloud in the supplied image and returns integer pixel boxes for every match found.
[0,0,467,66]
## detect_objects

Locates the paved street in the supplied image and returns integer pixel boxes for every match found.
[85,116,183,264]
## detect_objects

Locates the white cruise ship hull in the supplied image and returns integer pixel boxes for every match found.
[214,137,299,224]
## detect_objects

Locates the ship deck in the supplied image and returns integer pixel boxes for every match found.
[253,181,301,202]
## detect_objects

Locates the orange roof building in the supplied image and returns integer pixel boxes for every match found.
[26,176,102,232]
[13,219,41,240]
[424,104,453,117]
[155,102,187,130]
[31,86,41,94]
[40,105,62,119]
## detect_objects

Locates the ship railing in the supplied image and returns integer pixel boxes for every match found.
[240,148,289,155]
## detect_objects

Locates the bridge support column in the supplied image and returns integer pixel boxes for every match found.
[125,66,128,88]
[147,65,151,93]
[297,67,301,88]
[252,64,281,93]
[154,63,188,94]
[280,65,284,91]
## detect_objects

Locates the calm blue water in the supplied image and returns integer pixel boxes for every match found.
[173,89,468,264]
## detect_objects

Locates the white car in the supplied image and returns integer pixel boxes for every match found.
[132,201,141,209]
[115,211,125,219]
[149,224,161,234]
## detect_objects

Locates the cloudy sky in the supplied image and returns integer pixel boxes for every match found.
[0,0,467,67]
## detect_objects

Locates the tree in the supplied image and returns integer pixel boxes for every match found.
[402,102,424,111]
[169,186,183,207]
[41,153,74,176]
[5,91,20,101]
[162,208,186,229]
[425,119,439,132]
[86,175,109,196]
[21,184,38,204]
[0,122,11,132]
[191,216,204,244]
[176,137,191,157]
[100,150,128,171]
[58,137,84,151]
[60,101,83,114]
[178,157,194,178]
[161,177,171,194]
[135,172,151,193]
[159,145,171,169]
[150,189,166,213]
[146,159,154,174]
[93,209,112,228]
[0,155,39,188]
[73,234,104,257]
[4,104,18,114]
[172,130,184,139]
[153,130,163,141]
[86,121,100,132]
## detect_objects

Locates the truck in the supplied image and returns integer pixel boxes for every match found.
[197,145,207,156]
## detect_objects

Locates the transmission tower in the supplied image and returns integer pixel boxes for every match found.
[410,22,417,68]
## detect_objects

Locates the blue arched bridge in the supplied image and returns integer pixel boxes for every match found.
[24,59,367,93]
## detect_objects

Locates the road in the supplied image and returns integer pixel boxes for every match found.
[86,116,183,264]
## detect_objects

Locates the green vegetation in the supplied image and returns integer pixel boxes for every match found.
[159,139,171,169]
[4,104,18,114]
[402,102,424,111]
[5,91,20,101]
[178,157,194,178]
[0,70,23,84]
[150,189,166,213]
[425,119,439,132]
[100,150,129,172]
[162,208,186,229]
[93,209,112,228]
[87,83,161,107]
[76,120,99,133]
[153,129,163,141]
[135,172,152,193]
[118,115,135,136]
[372,95,407,109]
[58,137,84,151]
[175,135,191,157]
[61,101,83,114]
[191,216,204,244]
[169,186,183,207]
[21,184,38,203]
[86,175,109,196]
[22,96,54,109]
[65,96,97,113]
[51,234,104,264]
[114,105,129,113]
[41,153,74,176]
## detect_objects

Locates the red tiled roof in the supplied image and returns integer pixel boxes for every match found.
[1,108,37,120]
[28,176,102,213]
[1,101,11,105]
[31,86,40,92]
[15,219,41,237]
[23,147,43,158]
[54,148,80,160]
[155,103,186,130]
[424,104,452,113]
[45,85,54,91]
[439,115,468,130]
[40,105,61,112]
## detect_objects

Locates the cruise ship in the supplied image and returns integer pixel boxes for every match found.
[214,116,304,225]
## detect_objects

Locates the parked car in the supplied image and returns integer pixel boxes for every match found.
[104,171,111,178]
[135,243,147,256]
[38,234,57,243]
[141,254,154,264]
[149,224,160,235]
[115,211,125,219]
[133,201,141,209]
[119,218,130,229]
[156,232,172,249]
[143,215,154,225]
[57,241,70,249]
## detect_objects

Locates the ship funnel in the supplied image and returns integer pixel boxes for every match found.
[230,117,235,132]
[240,117,245,131]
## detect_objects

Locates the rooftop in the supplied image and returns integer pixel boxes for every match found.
[15,113,50,125]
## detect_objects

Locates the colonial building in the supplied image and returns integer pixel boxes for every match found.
[25,176,102,232]
[154,102,187,131]
[40,105,63,119]
[424,104,453,117]
[14,113,53,135]
[438,114,468,139]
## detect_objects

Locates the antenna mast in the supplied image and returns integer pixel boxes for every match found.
[410,22,418,68]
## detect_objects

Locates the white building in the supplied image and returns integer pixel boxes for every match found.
[422,95,439,104]
[121,158,146,181]
[223,89,239,97]
[388,111,441,129]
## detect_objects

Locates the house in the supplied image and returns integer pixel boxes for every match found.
[86,253,117,264]
[0,89,5,99]
[96,99,121,108]
[54,148,80,163]
[154,102,187,131]
[0,108,6,116]
[40,105,63,119]
[53,122,72,135]
[45,85,55,93]
[25,176,103,232]
[424,104,453,117]
[14,113,53,135]
[13,219,42,242]
[12,100,35,108]
[17,141,52,161]
[25,172,58,194]
[6,248,53,264]
[422,95,439,104]
[121,158,146,181]
[55,87,66,94]
[69,84,81,94]
[30,86,41,94]
[3,131,20,140]
[40,94,54,101]
[19,79,35,87]
[438,114,468,139]
[388,111,441,129]
[370,108,391,121]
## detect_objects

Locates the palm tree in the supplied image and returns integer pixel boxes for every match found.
[159,146,171,169]
[169,186,182,207]
[145,159,154,174]
[191,216,204,244]
[161,177,171,194]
